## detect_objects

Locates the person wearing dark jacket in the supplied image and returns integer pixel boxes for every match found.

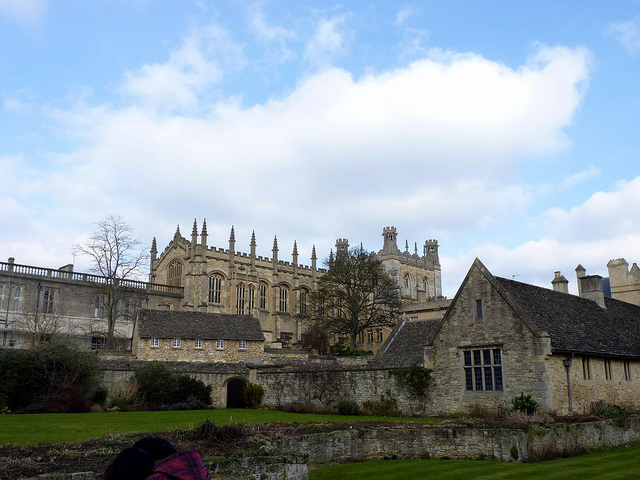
[145,449,211,480]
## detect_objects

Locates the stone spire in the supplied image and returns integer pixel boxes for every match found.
[201,219,208,249]
[311,244,317,273]
[292,241,299,278]
[250,230,257,274]
[228,226,236,269]
[405,240,409,253]
[173,225,181,241]
[272,236,279,274]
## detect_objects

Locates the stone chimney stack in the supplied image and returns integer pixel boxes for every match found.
[551,271,569,294]
[575,264,586,297]
[578,274,606,307]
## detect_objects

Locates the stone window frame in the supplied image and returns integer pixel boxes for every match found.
[195,338,203,349]
[172,337,181,348]
[247,284,256,311]
[208,274,223,304]
[12,286,22,312]
[299,288,309,315]
[604,358,613,381]
[217,339,225,350]
[475,299,483,319]
[42,290,55,314]
[259,282,268,310]
[239,340,246,350]
[582,357,591,380]
[167,259,183,287]
[236,282,246,314]
[462,346,503,392]
[278,285,289,313]
[376,328,383,342]
[624,360,632,381]
[367,329,374,343]
[357,331,365,343]
[151,337,159,348]
[94,295,105,318]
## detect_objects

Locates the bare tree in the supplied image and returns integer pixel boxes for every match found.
[309,246,402,347]
[14,290,70,347]
[73,215,149,348]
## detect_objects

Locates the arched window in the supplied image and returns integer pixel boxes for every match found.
[167,260,183,287]
[299,288,309,315]
[236,282,246,314]
[259,282,268,309]
[247,284,256,311]
[278,285,289,312]
[423,277,429,291]
[209,274,223,304]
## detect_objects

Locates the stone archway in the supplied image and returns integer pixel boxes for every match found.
[226,378,248,408]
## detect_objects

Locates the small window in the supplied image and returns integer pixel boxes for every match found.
[376,329,383,342]
[94,296,105,318]
[475,299,483,319]
[12,287,21,311]
[172,338,181,348]
[582,357,591,380]
[624,361,632,381]
[91,336,106,350]
[367,330,374,342]
[278,286,289,312]
[217,339,225,350]
[239,340,246,350]
[151,337,159,348]
[604,359,612,381]
[195,338,203,349]
[259,283,268,309]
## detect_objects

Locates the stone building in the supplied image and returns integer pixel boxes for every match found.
[0,257,182,350]
[606,258,640,306]
[135,309,265,363]
[151,220,443,350]
[379,258,640,415]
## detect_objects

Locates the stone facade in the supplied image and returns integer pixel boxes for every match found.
[423,259,640,415]
[607,258,640,306]
[0,258,181,350]
[151,221,443,349]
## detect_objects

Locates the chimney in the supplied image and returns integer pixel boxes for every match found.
[578,274,605,307]
[551,271,569,294]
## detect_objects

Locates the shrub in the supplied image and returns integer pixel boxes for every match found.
[164,396,211,411]
[361,390,400,416]
[513,392,539,415]
[330,343,372,357]
[391,365,432,397]
[241,383,264,408]
[135,362,212,409]
[191,418,245,443]
[336,399,360,415]
[295,402,317,414]
[0,341,101,413]
[90,387,109,407]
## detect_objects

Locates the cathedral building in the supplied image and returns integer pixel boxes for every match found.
[150,220,443,349]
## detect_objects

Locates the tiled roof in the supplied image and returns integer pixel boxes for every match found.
[495,276,640,358]
[137,309,265,342]
[373,319,442,367]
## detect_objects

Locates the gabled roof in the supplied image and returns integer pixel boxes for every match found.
[137,309,265,342]
[495,276,640,358]
[373,318,441,367]
[437,258,640,359]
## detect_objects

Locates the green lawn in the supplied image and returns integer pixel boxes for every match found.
[310,446,640,479]
[0,409,442,445]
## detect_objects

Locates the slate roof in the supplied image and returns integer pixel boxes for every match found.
[494,276,640,358]
[137,309,265,342]
[373,318,442,367]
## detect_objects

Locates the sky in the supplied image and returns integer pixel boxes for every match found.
[1,1,639,298]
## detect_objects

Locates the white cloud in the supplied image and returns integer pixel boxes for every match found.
[304,15,350,67]
[396,6,419,25]
[249,9,296,42]
[1,39,593,281]
[121,24,243,112]
[0,0,46,27]
[605,16,640,55]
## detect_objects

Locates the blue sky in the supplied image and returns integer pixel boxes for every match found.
[1,1,639,297]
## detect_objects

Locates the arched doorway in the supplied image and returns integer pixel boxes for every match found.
[226,378,247,408]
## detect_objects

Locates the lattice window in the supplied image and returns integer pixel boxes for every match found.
[209,275,222,304]
[278,286,288,312]
[43,290,54,314]
[167,260,183,287]
[259,283,268,309]
[236,282,246,314]
[463,348,503,391]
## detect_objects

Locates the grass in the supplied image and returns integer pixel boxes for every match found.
[310,445,640,479]
[0,409,443,445]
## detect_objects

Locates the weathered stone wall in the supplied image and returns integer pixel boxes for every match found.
[425,264,552,415]
[546,354,640,414]
[100,361,420,412]
[138,338,263,363]
[273,418,640,464]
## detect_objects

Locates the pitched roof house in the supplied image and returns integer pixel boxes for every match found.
[385,259,640,415]
[135,309,265,363]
